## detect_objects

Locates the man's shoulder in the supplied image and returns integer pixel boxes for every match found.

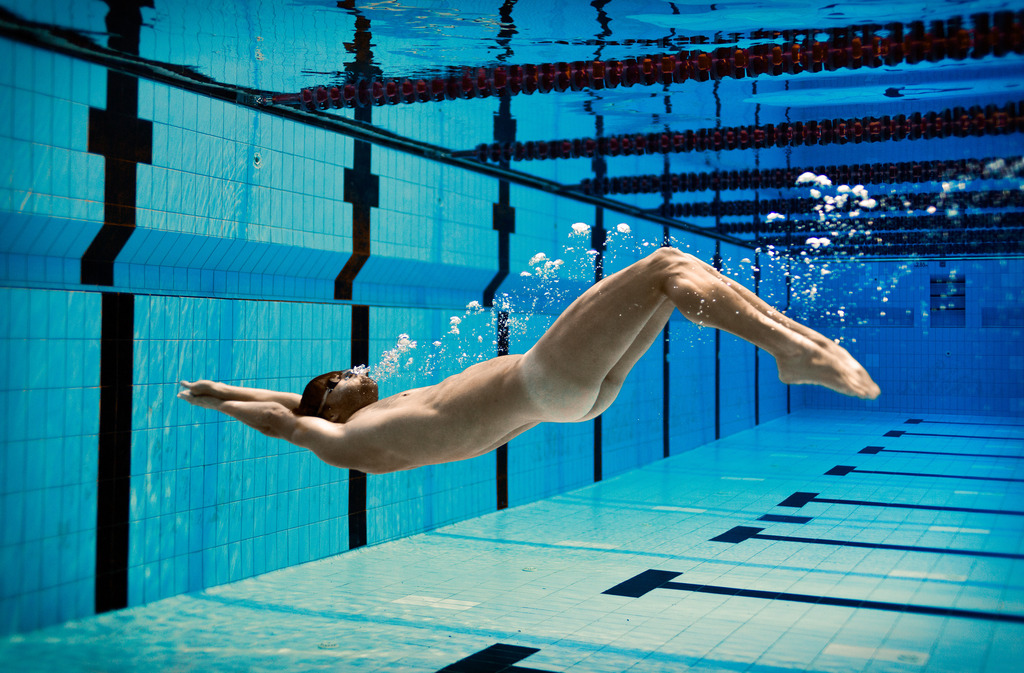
[290,415,397,471]
[291,414,347,444]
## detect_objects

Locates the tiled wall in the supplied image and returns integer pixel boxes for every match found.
[795,257,1024,416]
[0,288,101,633]
[0,36,789,636]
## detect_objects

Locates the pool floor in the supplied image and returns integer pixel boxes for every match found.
[1,410,1021,672]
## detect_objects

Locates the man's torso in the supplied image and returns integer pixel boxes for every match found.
[343,354,540,470]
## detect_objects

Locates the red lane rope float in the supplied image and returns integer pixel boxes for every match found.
[273,11,1023,110]
[581,157,1023,196]
[474,103,1022,162]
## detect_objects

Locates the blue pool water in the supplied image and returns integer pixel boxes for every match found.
[0,0,1022,670]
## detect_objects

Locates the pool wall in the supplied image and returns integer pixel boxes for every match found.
[797,257,1023,416]
[0,39,797,635]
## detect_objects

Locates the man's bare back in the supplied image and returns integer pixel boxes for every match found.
[179,248,879,474]
[331,356,541,471]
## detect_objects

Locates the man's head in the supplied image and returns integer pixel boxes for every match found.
[295,369,379,422]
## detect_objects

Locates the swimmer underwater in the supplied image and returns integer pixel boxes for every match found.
[178,248,880,474]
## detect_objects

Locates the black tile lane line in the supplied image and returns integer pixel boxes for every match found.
[885,430,1024,441]
[825,464,1024,483]
[757,514,813,524]
[859,445,1024,459]
[602,569,1024,624]
[437,643,549,673]
[710,525,1024,560]
[778,491,1024,516]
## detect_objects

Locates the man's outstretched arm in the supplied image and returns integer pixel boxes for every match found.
[180,380,302,409]
[178,386,389,473]
[178,387,299,438]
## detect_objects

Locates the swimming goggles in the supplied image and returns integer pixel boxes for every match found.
[316,371,354,416]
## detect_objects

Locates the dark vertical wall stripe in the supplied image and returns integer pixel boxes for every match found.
[784,90,793,415]
[590,208,607,280]
[336,105,377,300]
[336,108,377,301]
[347,469,367,549]
[496,447,509,511]
[591,114,607,481]
[350,304,370,376]
[753,250,760,425]
[91,0,150,615]
[484,92,516,308]
[348,304,370,549]
[81,1,152,287]
[495,313,511,510]
[495,0,518,61]
[334,5,377,546]
[662,225,671,458]
[591,207,606,483]
[784,241,792,414]
[95,292,134,613]
[662,326,670,458]
[752,81,761,426]
[488,91,515,511]
[713,243,722,440]
[661,157,672,458]
[713,82,723,439]
[335,9,378,300]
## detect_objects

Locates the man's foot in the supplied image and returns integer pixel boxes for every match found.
[775,336,881,400]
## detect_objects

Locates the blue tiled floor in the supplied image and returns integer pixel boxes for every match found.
[1,410,1021,672]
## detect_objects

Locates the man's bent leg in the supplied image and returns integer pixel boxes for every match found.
[684,255,839,349]
[521,247,878,417]
[520,251,685,421]
[576,298,675,421]
[658,251,880,399]
[520,247,790,419]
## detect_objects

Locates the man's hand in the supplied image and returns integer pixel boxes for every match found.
[179,380,226,398]
[178,381,224,409]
